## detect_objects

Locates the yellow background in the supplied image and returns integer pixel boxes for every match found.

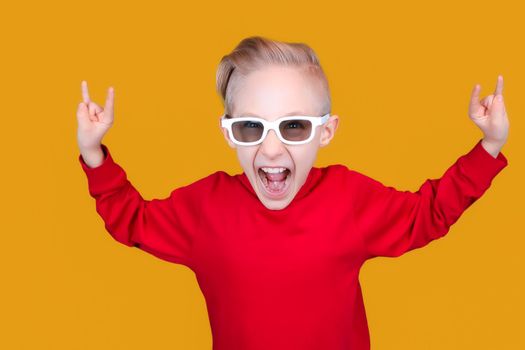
[1,0,523,348]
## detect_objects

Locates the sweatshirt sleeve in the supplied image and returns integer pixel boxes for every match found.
[78,144,201,269]
[352,139,508,260]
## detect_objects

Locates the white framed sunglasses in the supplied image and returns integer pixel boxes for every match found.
[220,113,330,146]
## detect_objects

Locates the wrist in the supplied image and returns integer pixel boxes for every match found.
[80,146,105,168]
[481,138,503,158]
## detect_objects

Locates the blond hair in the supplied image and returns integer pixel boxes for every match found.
[216,36,331,116]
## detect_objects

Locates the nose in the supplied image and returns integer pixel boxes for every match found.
[259,129,285,158]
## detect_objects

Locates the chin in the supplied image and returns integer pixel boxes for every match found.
[251,170,296,210]
[259,196,293,211]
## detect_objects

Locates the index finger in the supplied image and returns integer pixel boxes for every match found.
[81,80,90,104]
[494,75,504,96]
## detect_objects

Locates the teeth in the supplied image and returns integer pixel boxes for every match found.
[261,167,287,174]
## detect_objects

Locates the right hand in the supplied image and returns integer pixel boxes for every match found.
[76,80,115,151]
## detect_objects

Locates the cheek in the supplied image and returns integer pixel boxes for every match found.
[291,145,318,166]
[236,148,257,168]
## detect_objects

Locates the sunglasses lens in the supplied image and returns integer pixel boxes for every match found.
[232,120,264,143]
[279,119,313,142]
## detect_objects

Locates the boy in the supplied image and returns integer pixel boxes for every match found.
[77,36,509,350]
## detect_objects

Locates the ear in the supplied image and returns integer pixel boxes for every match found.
[219,123,236,148]
[319,115,339,147]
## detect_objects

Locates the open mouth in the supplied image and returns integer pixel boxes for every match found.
[257,167,292,198]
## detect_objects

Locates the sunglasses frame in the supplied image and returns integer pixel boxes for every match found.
[220,113,331,146]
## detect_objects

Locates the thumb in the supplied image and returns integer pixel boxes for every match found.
[480,95,494,108]
[88,102,103,116]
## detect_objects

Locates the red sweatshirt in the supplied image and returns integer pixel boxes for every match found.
[79,139,507,350]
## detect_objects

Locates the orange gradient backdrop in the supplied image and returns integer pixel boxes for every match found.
[1,0,523,349]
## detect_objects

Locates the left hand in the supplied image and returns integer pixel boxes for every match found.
[469,75,509,148]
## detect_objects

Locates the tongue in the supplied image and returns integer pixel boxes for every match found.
[263,170,289,192]
[266,171,287,182]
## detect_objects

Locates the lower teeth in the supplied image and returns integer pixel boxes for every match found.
[260,170,289,193]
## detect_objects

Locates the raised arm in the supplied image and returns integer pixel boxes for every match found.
[76,81,200,269]
[353,75,510,259]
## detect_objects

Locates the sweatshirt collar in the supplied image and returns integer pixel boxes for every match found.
[236,166,322,210]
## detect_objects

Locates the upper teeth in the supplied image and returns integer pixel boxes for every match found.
[261,167,287,173]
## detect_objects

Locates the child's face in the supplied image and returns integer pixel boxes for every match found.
[221,65,339,210]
